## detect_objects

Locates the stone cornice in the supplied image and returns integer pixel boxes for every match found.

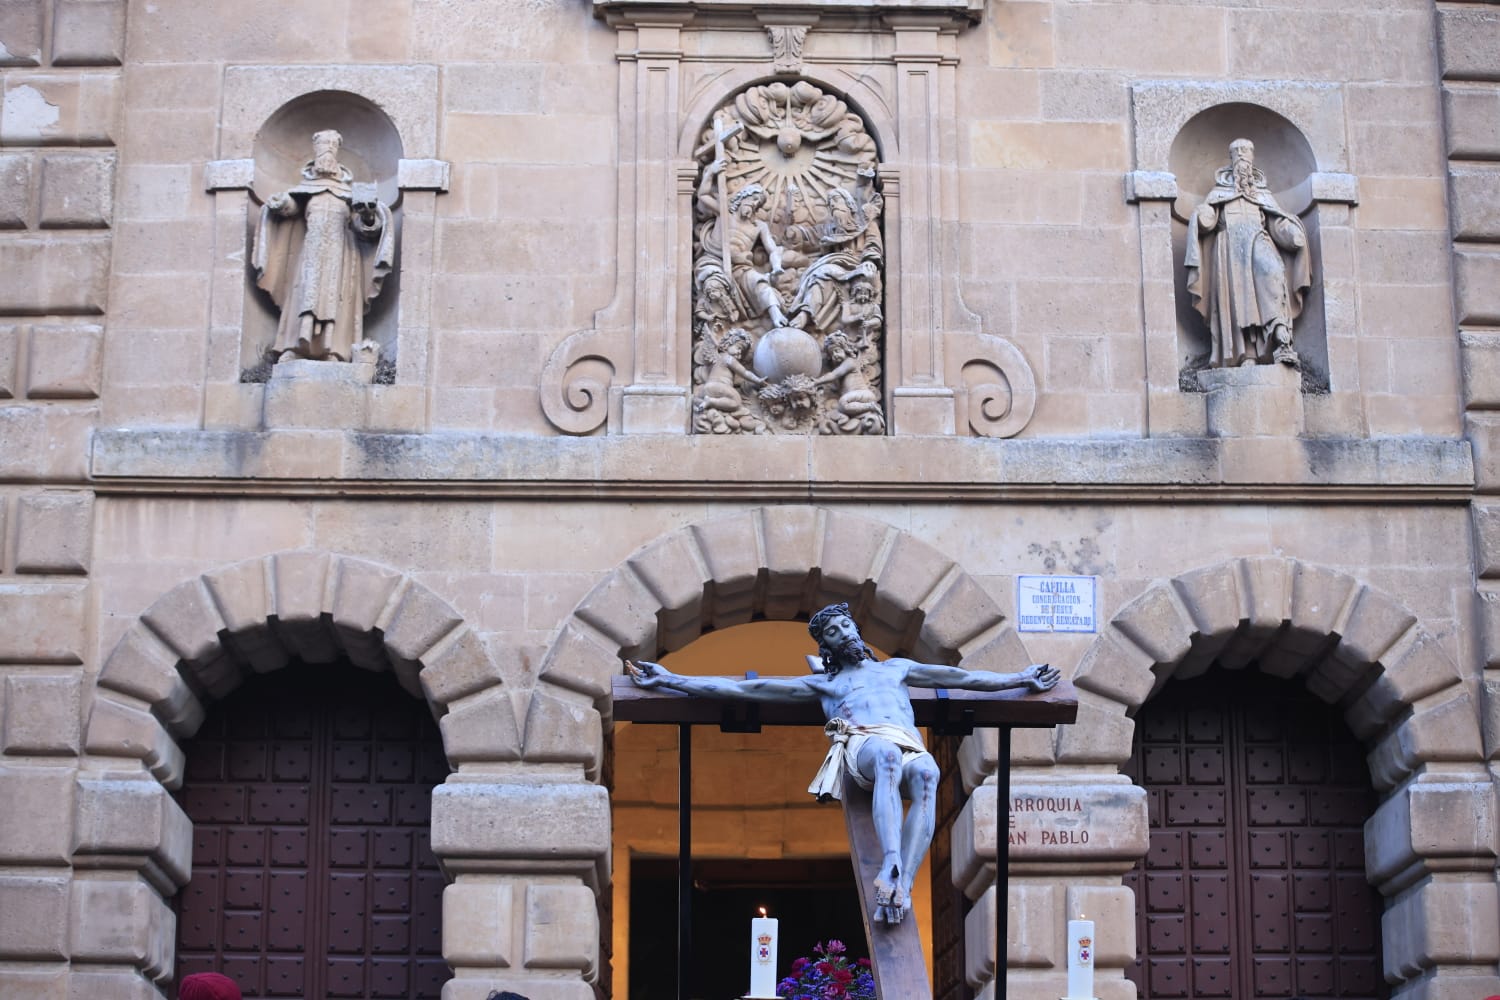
[88,429,1475,503]
[594,0,982,28]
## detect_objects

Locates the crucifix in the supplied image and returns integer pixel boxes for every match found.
[616,602,1078,1000]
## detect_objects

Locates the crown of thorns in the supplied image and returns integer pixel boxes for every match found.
[807,602,853,641]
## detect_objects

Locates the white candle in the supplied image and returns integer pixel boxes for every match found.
[749,909,779,998]
[1066,919,1095,1000]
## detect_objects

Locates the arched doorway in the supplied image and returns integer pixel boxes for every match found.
[172,663,449,999]
[1122,669,1385,1000]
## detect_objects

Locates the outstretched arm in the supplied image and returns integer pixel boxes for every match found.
[903,661,1060,693]
[627,660,821,702]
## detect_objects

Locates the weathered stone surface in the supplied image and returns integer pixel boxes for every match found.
[430,781,610,864]
[1110,585,1193,667]
[73,775,193,889]
[1444,84,1500,160]
[524,883,597,972]
[522,690,601,768]
[572,572,656,660]
[0,72,120,145]
[0,874,69,959]
[440,686,522,763]
[0,152,32,227]
[1450,167,1500,243]
[0,583,86,663]
[0,765,74,863]
[38,153,113,228]
[382,581,463,662]
[0,1,44,66]
[25,324,103,399]
[69,876,171,971]
[1456,250,1500,325]
[140,577,223,665]
[537,621,616,702]
[0,237,110,313]
[2,671,81,754]
[443,878,515,967]
[420,625,503,708]
[14,490,93,573]
[1437,5,1500,81]
[51,0,127,66]
[83,691,184,787]
[1071,629,1156,710]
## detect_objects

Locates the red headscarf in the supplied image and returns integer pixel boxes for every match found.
[179,972,243,1000]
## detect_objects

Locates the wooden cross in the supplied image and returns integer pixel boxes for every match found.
[613,675,1078,1000]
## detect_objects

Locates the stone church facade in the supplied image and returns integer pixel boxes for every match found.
[0,0,1497,998]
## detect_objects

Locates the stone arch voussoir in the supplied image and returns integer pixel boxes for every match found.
[1063,556,1474,789]
[531,506,1034,763]
[85,550,518,792]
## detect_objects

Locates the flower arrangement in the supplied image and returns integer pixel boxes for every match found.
[776,939,875,1000]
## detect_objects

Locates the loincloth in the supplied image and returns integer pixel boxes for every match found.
[807,718,931,802]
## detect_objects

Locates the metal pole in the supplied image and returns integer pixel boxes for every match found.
[678,722,693,1000]
[996,726,1011,1000]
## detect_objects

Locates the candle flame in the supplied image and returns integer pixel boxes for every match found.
[759,907,767,917]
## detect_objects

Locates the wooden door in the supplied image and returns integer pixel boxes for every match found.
[173,664,449,998]
[1123,670,1385,999]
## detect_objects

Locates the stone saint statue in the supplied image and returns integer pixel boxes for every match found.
[1185,138,1311,368]
[253,129,396,363]
[627,602,1060,925]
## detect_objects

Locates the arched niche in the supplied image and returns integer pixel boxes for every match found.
[239,91,405,375]
[1166,103,1330,390]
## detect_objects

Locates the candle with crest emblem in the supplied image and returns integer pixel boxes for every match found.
[748,908,778,997]
[1066,918,1095,999]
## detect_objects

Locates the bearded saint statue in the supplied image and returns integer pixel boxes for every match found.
[1185,138,1311,368]
[253,129,396,363]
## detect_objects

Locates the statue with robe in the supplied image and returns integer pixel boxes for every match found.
[1185,138,1311,368]
[253,129,395,363]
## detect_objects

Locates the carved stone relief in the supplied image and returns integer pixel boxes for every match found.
[1185,139,1311,369]
[690,81,886,434]
[252,129,396,367]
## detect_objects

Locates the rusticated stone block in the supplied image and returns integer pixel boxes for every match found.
[83,692,184,787]
[430,781,610,865]
[51,0,126,66]
[0,73,120,145]
[25,324,102,399]
[1337,585,1416,666]
[0,324,18,398]
[1055,691,1135,765]
[420,626,503,708]
[0,965,67,1000]
[61,969,159,1000]
[1065,885,1136,965]
[0,406,92,480]
[439,686,522,763]
[572,572,655,660]
[537,621,615,702]
[38,153,112,228]
[73,776,192,889]
[3,671,81,754]
[442,879,515,967]
[818,511,891,596]
[522,690,600,768]
[69,876,169,969]
[141,577,224,665]
[1368,688,1483,791]
[0,583,86,663]
[627,532,705,631]
[1466,332,1500,411]
[759,505,819,597]
[0,152,32,227]
[1438,5,1500,81]
[1450,167,1500,243]
[1110,585,1192,666]
[0,765,74,863]
[0,2,43,67]
[1351,629,1461,736]
[0,237,110,314]
[689,510,760,594]
[1444,85,1500,160]
[918,574,1005,659]
[1072,629,1158,711]
[382,582,463,662]
[1456,250,1500,326]
[14,491,93,574]
[0,874,69,959]
[523,883,596,972]
[871,532,954,635]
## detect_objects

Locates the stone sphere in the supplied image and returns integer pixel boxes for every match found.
[753,327,823,383]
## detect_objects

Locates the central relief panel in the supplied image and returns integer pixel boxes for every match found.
[690,81,886,436]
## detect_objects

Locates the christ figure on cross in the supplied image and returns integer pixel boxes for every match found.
[626,601,1060,925]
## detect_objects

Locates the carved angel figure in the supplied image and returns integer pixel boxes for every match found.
[693,328,767,434]
[1185,138,1311,368]
[815,329,885,435]
[253,130,395,363]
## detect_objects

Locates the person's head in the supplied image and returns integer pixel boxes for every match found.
[1229,138,1256,191]
[730,183,767,217]
[311,129,343,177]
[179,972,242,1000]
[824,329,855,364]
[808,602,875,674]
[722,327,753,360]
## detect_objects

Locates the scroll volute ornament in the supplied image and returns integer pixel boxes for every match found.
[690,81,888,435]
